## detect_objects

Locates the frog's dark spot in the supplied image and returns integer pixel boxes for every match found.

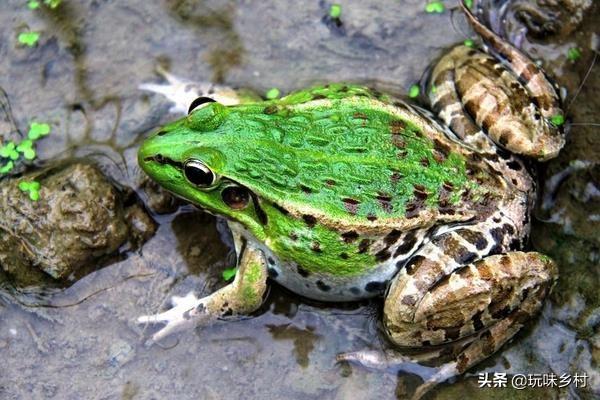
[498,132,511,146]
[357,239,371,254]
[267,267,279,278]
[405,201,424,218]
[422,340,432,347]
[339,85,349,93]
[367,213,378,221]
[302,214,317,227]
[490,227,504,244]
[509,238,520,250]
[312,94,326,100]
[453,247,477,265]
[297,266,310,277]
[444,327,461,341]
[350,287,361,296]
[420,158,430,167]
[384,229,402,245]
[300,184,313,194]
[397,150,408,158]
[401,295,417,306]
[222,308,233,317]
[442,181,454,192]
[341,231,359,243]
[439,207,455,215]
[340,252,349,260]
[457,229,488,251]
[492,216,501,223]
[413,184,428,200]
[392,135,406,149]
[268,257,276,265]
[404,255,425,275]
[485,152,499,162]
[316,280,331,292]
[506,160,522,171]
[365,281,386,293]
[433,139,451,156]
[342,198,360,214]
[488,244,503,255]
[471,311,485,331]
[390,171,403,185]
[353,112,368,120]
[272,203,290,215]
[375,249,391,262]
[325,179,336,186]
[289,232,299,241]
[390,120,406,135]
[394,231,418,256]
[466,49,477,57]
[311,242,322,253]
[491,305,512,320]
[502,223,515,236]
[263,105,278,115]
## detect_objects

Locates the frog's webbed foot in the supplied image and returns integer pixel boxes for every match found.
[336,348,458,400]
[139,66,244,114]
[137,245,268,344]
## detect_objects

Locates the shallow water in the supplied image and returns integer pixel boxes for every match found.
[0,1,598,399]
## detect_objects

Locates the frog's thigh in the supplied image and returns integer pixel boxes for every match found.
[384,251,557,371]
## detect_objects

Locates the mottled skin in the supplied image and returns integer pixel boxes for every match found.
[137,3,562,397]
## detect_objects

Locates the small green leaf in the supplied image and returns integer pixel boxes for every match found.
[425,1,445,14]
[30,181,41,190]
[463,39,475,48]
[0,142,16,158]
[43,0,61,8]
[19,181,31,191]
[28,122,51,140]
[329,4,342,19]
[265,88,280,100]
[23,148,36,160]
[408,84,420,98]
[29,190,40,201]
[17,140,34,151]
[430,85,437,94]
[222,267,237,281]
[18,31,40,47]
[463,0,473,9]
[28,1,40,10]
[567,47,581,62]
[0,161,14,174]
[550,114,565,126]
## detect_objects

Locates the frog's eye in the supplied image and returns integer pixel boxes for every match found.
[188,97,216,114]
[183,160,218,188]
[221,185,250,209]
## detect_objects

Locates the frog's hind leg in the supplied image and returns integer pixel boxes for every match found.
[426,6,565,161]
[381,220,557,398]
[137,244,268,343]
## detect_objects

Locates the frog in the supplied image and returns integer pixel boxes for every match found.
[137,3,563,395]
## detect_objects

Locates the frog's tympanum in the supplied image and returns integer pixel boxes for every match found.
[137,4,563,392]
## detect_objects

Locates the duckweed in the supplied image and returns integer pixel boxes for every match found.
[265,88,280,100]
[425,1,445,14]
[329,4,342,19]
[18,180,41,201]
[408,84,420,98]
[567,47,581,62]
[18,31,40,47]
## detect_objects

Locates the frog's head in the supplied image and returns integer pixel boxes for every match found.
[139,98,272,240]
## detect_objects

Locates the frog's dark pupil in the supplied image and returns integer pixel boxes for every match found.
[184,162,214,187]
[222,186,250,210]
[188,96,216,114]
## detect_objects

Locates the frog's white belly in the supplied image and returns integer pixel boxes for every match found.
[227,221,430,302]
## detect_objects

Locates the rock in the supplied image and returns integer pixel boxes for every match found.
[0,162,155,285]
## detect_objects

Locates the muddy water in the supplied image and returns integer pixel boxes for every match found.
[0,0,598,399]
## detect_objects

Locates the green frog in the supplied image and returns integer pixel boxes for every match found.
[137,3,563,394]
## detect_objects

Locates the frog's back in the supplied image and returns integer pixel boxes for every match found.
[213,84,501,233]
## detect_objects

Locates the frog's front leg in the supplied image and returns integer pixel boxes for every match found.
[137,243,268,343]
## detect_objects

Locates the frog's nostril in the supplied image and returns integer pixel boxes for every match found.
[156,130,167,136]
